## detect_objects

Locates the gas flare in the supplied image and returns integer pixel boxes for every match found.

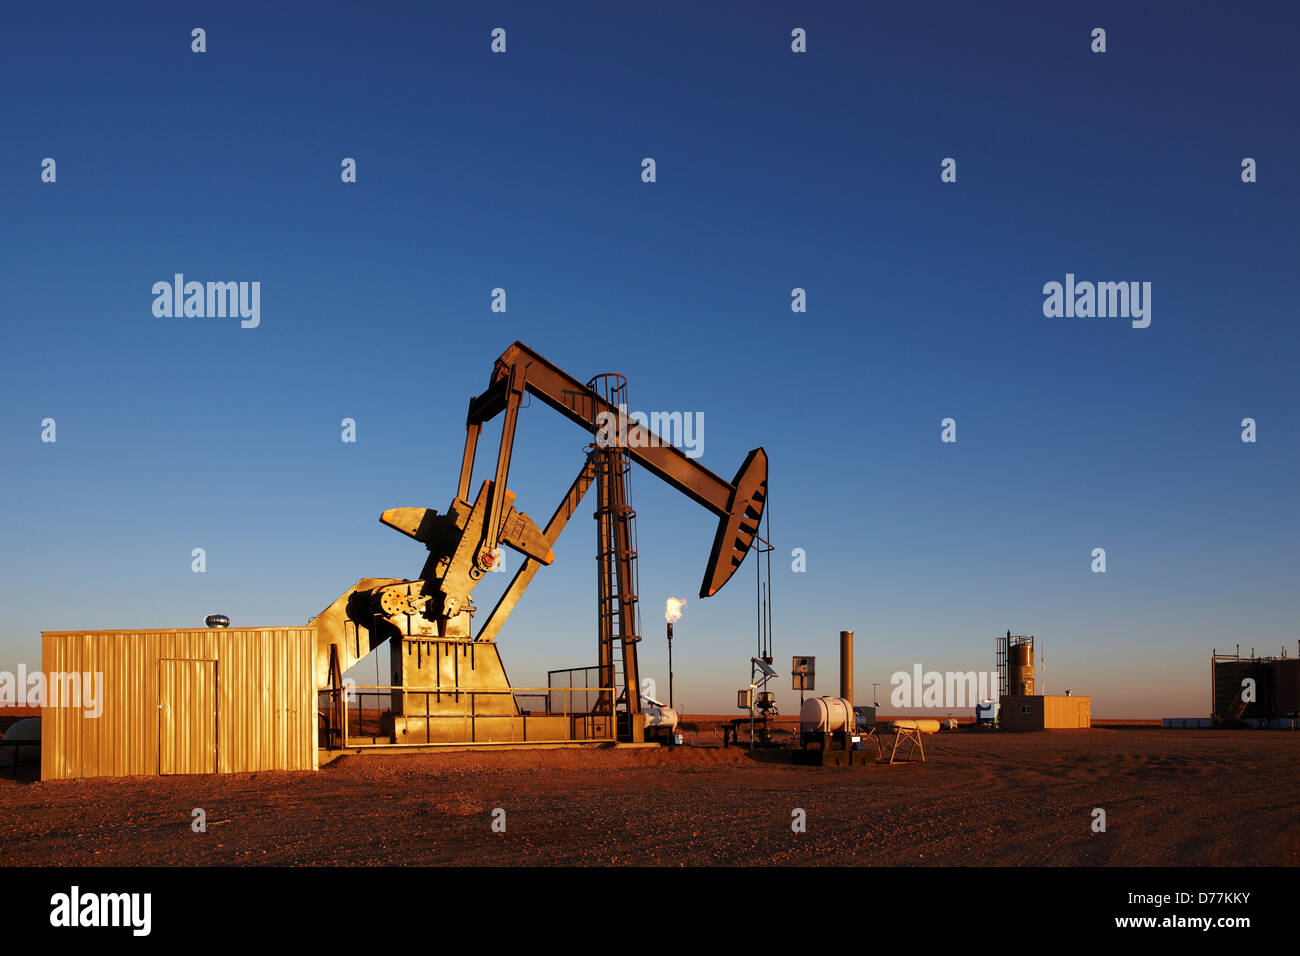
[665,597,686,623]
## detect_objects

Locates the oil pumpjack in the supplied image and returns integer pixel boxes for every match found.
[313,342,768,746]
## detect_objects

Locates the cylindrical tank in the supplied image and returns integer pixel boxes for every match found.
[1009,638,1034,695]
[800,696,853,734]
[839,630,853,705]
[2,717,40,763]
[893,718,941,733]
[643,702,679,731]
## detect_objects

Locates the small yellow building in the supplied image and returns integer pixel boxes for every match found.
[41,627,318,779]
[1000,694,1091,731]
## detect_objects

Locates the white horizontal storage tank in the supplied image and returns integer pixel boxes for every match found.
[2,717,41,762]
[642,698,678,730]
[893,718,941,733]
[800,696,853,733]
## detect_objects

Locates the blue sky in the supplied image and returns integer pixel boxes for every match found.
[1,2,1296,717]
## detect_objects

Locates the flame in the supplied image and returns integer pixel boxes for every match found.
[665,597,686,623]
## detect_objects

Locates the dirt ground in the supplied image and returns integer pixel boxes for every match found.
[1,728,1295,866]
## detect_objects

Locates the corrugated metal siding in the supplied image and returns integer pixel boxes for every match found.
[159,659,217,774]
[41,628,317,780]
[1044,695,1091,728]
[1001,694,1090,730]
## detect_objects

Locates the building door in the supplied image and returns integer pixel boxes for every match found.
[158,659,217,774]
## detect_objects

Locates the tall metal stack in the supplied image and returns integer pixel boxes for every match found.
[840,630,854,706]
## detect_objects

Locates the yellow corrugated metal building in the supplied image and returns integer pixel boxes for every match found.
[41,627,318,779]
[1000,694,1091,731]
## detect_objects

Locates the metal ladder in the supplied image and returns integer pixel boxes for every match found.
[1227,689,1250,723]
[595,449,641,726]
[996,633,1008,698]
[589,374,642,739]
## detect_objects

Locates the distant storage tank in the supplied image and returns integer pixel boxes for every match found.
[2,717,40,763]
[800,696,853,734]
[893,718,941,734]
[1213,660,1268,718]
[1009,636,1034,695]
[1212,656,1298,719]
[1276,660,1300,715]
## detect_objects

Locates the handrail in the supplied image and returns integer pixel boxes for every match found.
[329,685,616,694]
[319,683,617,749]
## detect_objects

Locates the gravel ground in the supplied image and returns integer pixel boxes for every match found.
[0,728,1295,866]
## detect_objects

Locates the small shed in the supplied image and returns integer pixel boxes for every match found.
[1000,694,1091,731]
[41,627,318,779]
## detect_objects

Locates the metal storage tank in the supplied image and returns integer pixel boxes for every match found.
[800,697,853,733]
[1008,637,1034,696]
[1,717,41,762]
[1213,659,1271,719]
[892,718,941,733]
[41,627,318,780]
[1274,660,1300,716]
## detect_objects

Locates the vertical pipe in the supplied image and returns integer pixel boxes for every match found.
[840,630,854,706]
[667,621,674,709]
[759,502,769,665]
